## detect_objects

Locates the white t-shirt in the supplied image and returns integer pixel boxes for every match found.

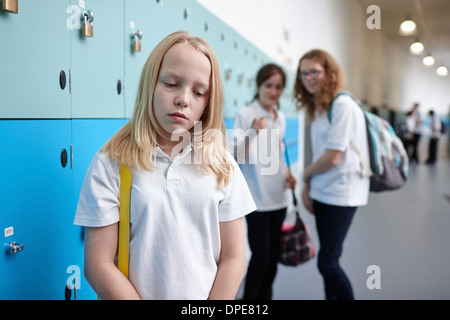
[74,146,256,300]
[232,100,288,211]
[406,116,415,134]
[430,114,442,138]
[414,112,424,134]
[309,95,370,207]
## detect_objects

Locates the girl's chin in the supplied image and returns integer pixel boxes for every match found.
[164,126,192,136]
[306,87,317,94]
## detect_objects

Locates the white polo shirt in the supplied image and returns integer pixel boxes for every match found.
[74,146,256,300]
[309,95,370,207]
[232,100,288,212]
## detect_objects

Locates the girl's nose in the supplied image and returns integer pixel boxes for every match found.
[175,89,189,107]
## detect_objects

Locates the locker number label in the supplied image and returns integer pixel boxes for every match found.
[4,226,14,238]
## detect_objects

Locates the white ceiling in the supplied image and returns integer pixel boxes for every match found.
[358,0,450,69]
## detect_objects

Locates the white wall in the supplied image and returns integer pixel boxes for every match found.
[196,0,450,116]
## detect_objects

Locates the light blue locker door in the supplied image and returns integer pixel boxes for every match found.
[0,120,73,299]
[70,0,124,118]
[178,0,207,38]
[0,0,71,118]
[124,0,164,118]
[219,28,246,119]
[186,1,219,49]
[160,0,193,36]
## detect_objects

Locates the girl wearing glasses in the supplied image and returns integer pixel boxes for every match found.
[294,49,370,300]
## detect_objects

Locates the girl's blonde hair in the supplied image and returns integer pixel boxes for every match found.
[293,49,347,122]
[101,30,233,188]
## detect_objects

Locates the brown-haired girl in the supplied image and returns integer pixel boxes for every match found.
[233,63,296,300]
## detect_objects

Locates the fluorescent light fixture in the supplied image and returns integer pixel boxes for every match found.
[409,40,424,55]
[423,55,435,66]
[399,19,417,36]
[436,66,448,77]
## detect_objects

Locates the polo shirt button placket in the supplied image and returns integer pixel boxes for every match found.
[166,161,181,188]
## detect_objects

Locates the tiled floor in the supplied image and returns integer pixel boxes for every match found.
[271,137,450,300]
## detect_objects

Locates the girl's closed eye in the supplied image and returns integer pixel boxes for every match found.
[164,81,178,88]
[193,84,209,98]
[193,90,205,97]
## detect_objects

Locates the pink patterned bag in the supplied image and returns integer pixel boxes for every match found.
[279,210,315,266]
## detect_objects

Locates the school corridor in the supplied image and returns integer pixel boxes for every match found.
[272,137,450,300]
[1,0,449,301]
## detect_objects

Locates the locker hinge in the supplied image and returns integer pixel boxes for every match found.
[70,145,73,169]
[123,77,126,98]
[69,69,72,94]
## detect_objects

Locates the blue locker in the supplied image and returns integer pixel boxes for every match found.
[70,118,126,300]
[0,120,73,299]
[124,0,164,118]
[0,0,71,118]
[70,0,125,118]
[159,0,193,36]
[177,0,209,38]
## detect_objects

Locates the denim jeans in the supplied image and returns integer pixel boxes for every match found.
[313,200,357,300]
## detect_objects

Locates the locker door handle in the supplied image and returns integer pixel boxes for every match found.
[6,241,23,255]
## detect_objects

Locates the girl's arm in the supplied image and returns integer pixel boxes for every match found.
[84,223,141,300]
[303,149,342,183]
[208,217,246,300]
[301,182,314,214]
[233,116,265,162]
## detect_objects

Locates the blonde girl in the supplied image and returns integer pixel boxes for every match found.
[74,31,256,300]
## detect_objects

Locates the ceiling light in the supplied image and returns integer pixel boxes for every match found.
[423,55,435,66]
[436,66,448,77]
[409,40,424,55]
[399,19,417,36]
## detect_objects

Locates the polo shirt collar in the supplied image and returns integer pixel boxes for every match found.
[156,140,193,162]
[255,99,279,119]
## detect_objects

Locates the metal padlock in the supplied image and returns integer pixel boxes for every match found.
[2,0,18,13]
[83,23,93,37]
[225,68,232,81]
[132,30,143,52]
[80,10,94,37]
[238,74,245,84]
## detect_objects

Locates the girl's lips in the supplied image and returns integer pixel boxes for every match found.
[168,112,188,123]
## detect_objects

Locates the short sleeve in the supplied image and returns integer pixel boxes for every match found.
[218,153,256,222]
[326,95,357,151]
[232,108,257,161]
[233,109,248,131]
[73,152,121,227]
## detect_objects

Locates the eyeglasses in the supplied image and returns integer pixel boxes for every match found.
[298,69,323,79]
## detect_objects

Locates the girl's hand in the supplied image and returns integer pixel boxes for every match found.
[286,175,296,191]
[252,117,266,133]
[302,184,314,214]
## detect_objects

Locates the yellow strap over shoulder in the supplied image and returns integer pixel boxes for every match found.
[118,164,132,278]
